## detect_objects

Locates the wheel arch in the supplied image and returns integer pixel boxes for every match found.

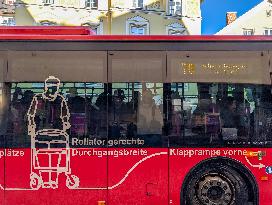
[180,156,259,205]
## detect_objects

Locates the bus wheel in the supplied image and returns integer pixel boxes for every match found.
[182,161,249,205]
[30,172,42,190]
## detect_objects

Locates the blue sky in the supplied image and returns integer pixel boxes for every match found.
[201,0,263,34]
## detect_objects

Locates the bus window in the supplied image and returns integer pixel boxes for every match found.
[167,83,272,147]
[109,51,166,147]
[4,82,106,148]
[4,51,107,148]
[109,83,165,147]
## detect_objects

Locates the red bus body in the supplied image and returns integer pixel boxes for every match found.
[0,27,272,205]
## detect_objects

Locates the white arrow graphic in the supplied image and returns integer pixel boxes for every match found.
[245,156,266,169]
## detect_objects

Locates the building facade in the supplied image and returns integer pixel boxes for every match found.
[0,0,16,26]
[15,0,202,35]
[217,0,272,35]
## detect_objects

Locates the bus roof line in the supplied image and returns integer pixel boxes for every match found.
[0,34,271,41]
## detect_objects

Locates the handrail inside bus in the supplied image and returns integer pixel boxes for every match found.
[0,26,94,35]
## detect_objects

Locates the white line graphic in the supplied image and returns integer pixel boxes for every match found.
[0,151,167,191]
[245,156,266,169]
[74,151,168,190]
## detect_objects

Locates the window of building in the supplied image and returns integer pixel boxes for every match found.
[126,16,149,35]
[39,20,57,26]
[243,29,254,35]
[130,25,146,35]
[85,0,97,8]
[168,0,182,16]
[1,17,15,26]
[42,0,54,4]
[133,0,143,9]
[82,22,103,34]
[166,22,187,35]
[264,29,272,35]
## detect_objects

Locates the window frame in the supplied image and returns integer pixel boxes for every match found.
[85,0,98,9]
[166,22,187,35]
[264,28,272,35]
[168,0,182,16]
[126,16,149,35]
[132,0,144,9]
[42,0,54,5]
[243,28,254,36]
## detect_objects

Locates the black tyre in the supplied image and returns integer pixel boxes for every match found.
[182,160,250,205]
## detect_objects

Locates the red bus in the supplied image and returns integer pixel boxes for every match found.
[0,26,272,205]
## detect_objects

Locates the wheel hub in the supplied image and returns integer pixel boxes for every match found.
[197,175,234,205]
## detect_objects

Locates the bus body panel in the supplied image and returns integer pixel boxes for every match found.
[169,148,272,205]
[108,148,168,205]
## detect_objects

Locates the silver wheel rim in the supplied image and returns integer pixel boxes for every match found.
[196,175,234,205]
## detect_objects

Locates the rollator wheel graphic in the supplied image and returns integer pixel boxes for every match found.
[30,172,42,190]
[66,175,79,189]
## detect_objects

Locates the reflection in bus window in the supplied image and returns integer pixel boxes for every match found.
[109,83,164,147]
[5,82,106,147]
[168,83,272,147]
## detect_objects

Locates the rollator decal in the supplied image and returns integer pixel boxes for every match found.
[27,76,79,190]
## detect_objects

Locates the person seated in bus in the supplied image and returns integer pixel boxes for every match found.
[21,90,36,145]
[233,89,251,139]
[191,95,212,134]
[109,89,129,139]
[94,91,110,137]
[137,89,163,146]
[86,95,99,136]
[220,97,238,127]
[68,88,87,137]
[127,91,139,114]
[220,96,240,141]
[7,87,24,146]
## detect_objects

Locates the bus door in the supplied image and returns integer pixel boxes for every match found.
[108,51,168,205]
[4,51,108,205]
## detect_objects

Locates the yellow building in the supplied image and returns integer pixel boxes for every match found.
[15,0,202,35]
[0,0,15,26]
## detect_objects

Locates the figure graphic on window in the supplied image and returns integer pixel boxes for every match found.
[27,76,79,190]
[27,76,70,136]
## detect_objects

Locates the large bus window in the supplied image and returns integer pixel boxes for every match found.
[4,51,107,148]
[109,83,165,147]
[5,82,106,148]
[109,51,166,147]
[167,83,272,147]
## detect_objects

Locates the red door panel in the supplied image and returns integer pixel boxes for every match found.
[108,148,168,205]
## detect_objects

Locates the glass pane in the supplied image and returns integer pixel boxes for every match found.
[168,83,272,147]
[5,81,106,148]
[109,83,165,147]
